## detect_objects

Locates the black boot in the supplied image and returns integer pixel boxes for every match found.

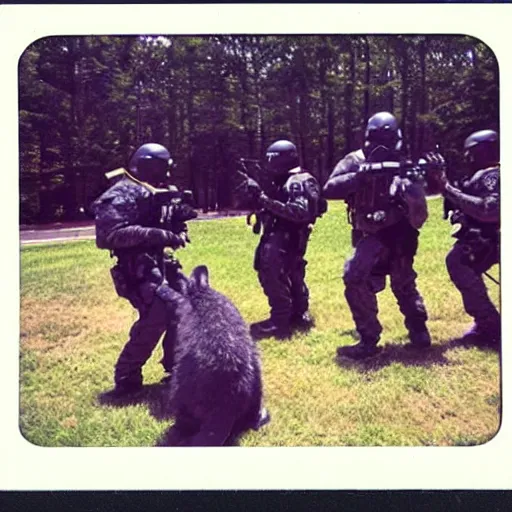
[460,322,500,349]
[291,311,314,332]
[250,318,291,341]
[98,378,143,403]
[336,338,380,360]
[407,328,432,349]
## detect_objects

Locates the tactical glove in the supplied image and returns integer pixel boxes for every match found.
[165,231,187,250]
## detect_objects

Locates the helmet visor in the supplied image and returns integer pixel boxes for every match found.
[137,157,172,186]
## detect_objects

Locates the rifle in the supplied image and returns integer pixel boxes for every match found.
[152,186,198,243]
[234,158,274,235]
[358,152,446,186]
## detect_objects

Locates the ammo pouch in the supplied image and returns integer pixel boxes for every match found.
[378,219,419,261]
[110,263,131,300]
[111,250,165,308]
[455,227,498,269]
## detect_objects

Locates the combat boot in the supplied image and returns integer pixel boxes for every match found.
[407,328,432,349]
[291,311,314,331]
[460,322,500,349]
[250,318,292,341]
[98,378,143,403]
[336,338,381,360]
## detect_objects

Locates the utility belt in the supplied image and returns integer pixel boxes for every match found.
[109,248,167,307]
[451,213,499,267]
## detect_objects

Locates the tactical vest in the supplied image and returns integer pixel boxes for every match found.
[352,161,404,234]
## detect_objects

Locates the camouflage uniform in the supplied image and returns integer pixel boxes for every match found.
[444,166,500,343]
[253,168,324,334]
[92,176,187,391]
[324,153,429,348]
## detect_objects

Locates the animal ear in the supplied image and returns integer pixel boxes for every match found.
[191,265,209,289]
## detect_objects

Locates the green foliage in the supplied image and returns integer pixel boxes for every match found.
[19,35,498,221]
[20,200,500,447]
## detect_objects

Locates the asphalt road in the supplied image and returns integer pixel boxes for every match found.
[20,211,249,246]
[20,224,97,245]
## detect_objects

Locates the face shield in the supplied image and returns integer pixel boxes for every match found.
[137,156,173,187]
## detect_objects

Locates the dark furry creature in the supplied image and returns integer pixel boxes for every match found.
[159,265,268,446]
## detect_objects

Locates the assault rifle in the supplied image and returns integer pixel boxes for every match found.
[234,157,275,234]
[358,151,446,187]
[152,186,198,243]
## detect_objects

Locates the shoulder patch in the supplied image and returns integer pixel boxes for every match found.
[288,180,303,199]
[482,171,499,192]
[303,176,321,200]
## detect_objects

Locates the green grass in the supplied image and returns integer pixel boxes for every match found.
[19,198,501,447]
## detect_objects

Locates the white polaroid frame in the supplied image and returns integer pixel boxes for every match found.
[2,3,511,491]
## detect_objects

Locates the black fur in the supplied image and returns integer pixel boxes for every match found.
[160,265,264,446]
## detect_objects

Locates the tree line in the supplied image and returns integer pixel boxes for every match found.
[18,34,498,223]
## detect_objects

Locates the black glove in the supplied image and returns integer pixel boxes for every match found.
[246,176,262,196]
[165,231,187,250]
[423,151,446,169]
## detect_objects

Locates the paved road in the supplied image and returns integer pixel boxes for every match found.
[20,212,249,246]
[20,224,97,245]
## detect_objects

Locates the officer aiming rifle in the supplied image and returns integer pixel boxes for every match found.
[430,129,500,349]
[235,140,327,340]
[324,112,436,360]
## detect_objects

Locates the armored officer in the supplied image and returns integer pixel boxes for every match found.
[323,112,431,360]
[92,143,191,398]
[239,140,327,340]
[433,130,500,349]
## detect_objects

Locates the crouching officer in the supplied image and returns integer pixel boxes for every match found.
[238,140,327,340]
[92,143,193,398]
[323,112,431,360]
[433,130,500,349]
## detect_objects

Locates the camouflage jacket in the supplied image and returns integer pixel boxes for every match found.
[323,149,428,234]
[259,167,326,233]
[444,166,500,233]
[91,176,184,256]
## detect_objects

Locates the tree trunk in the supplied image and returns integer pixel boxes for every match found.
[398,38,410,154]
[344,40,356,154]
[363,36,371,129]
[385,37,394,113]
[186,48,198,202]
[418,38,428,155]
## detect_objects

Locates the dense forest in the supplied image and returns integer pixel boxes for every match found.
[18,35,498,223]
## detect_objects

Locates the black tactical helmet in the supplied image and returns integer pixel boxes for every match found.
[128,143,173,186]
[364,112,403,159]
[265,140,300,176]
[464,129,499,171]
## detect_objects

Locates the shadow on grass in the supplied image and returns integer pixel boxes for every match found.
[334,334,500,373]
[96,382,172,421]
[335,343,451,372]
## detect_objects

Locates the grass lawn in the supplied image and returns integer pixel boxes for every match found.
[19,198,501,447]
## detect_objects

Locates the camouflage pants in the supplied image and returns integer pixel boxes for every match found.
[255,231,309,325]
[343,227,428,343]
[114,266,183,387]
[445,240,500,330]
